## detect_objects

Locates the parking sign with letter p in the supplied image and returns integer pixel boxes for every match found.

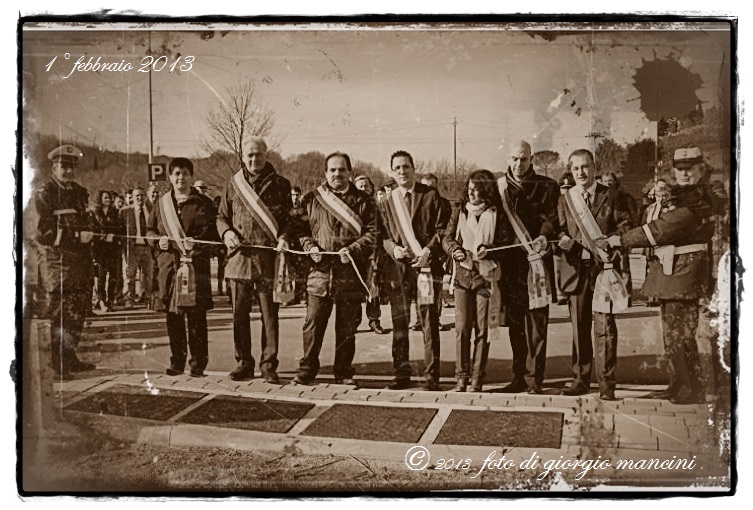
[149,163,166,181]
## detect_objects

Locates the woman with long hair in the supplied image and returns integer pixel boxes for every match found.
[443,170,513,392]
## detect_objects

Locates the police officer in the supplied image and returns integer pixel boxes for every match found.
[35,145,97,379]
[608,147,724,404]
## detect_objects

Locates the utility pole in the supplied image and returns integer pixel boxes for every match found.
[453,116,458,184]
[148,31,154,165]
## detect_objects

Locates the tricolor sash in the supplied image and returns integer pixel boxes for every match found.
[159,192,196,307]
[564,187,629,313]
[231,170,279,243]
[313,185,363,237]
[498,177,552,309]
[386,188,424,257]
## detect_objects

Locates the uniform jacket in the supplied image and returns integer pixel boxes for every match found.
[92,206,123,262]
[620,184,717,300]
[147,189,220,312]
[497,168,560,307]
[380,181,449,281]
[34,178,93,291]
[216,163,292,281]
[120,202,153,254]
[293,183,377,301]
[557,183,633,294]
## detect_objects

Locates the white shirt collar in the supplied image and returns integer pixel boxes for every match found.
[574,181,598,196]
[396,183,416,197]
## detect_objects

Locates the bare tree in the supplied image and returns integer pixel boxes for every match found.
[200,80,276,184]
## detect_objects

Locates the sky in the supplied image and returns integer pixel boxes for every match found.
[22,21,730,174]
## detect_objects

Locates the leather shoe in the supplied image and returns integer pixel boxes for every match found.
[470,385,483,393]
[369,321,386,334]
[561,384,590,396]
[263,373,281,384]
[165,367,183,376]
[451,380,468,392]
[229,367,253,381]
[384,379,411,390]
[292,376,316,386]
[646,388,674,400]
[65,352,96,372]
[502,379,527,393]
[421,381,441,391]
[599,391,618,401]
[410,322,422,332]
[334,378,356,386]
[527,386,543,395]
[190,369,206,378]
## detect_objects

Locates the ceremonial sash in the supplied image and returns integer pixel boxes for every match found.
[231,170,279,243]
[159,193,197,307]
[564,187,629,313]
[497,177,552,309]
[386,189,423,257]
[313,185,363,237]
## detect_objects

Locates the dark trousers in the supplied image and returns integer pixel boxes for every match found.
[166,309,208,372]
[230,279,279,375]
[216,254,226,293]
[566,265,619,392]
[660,299,703,396]
[96,255,119,304]
[453,269,492,383]
[49,287,90,371]
[508,303,549,389]
[365,296,381,322]
[298,295,361,380]
[390,271,441,382]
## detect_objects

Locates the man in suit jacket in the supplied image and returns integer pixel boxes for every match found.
[380,150,449,390]
[557,149,633,400]
[120,186,154,307]
[216,136,292,383]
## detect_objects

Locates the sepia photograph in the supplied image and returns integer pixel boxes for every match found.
[17,14,736,495]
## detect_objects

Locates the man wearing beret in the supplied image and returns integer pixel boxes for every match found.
[608,147,726,404]
[35,145,97,379]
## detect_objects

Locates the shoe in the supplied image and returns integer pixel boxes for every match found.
[451,380,468,392]
[421,380,441,391]
[502,379,527,393]
[229,366,254,381]
[369,321,386,334]
[263,373,281,384]
[561,384,590,396]
[124,299,134,310]
[190,369,206,378]
[410,322,422,332]
[439,323,453,331]
[646,388,674,400]
[65,352,96,372]
[334,378,356,386]
[384,379,411,390]
[527,386,543,395]
[599,391,618,401]
[470,385,483,393]
[292,376,316,386]
[165,367,183,376]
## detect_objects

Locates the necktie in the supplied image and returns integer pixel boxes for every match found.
[582,190,591,209]
[136,207,145,244]
[405,191,413,213]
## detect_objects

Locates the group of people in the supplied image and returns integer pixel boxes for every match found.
[32,137,727,405]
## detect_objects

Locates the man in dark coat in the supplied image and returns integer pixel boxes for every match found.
[380,150,449,390]
[557,150,633,400]
[35,145,96,379]
[608,147,725,404]
[120,187,154,308]
[149,158,220,376]
[291,153,377,385]
[497,140,560,394]
[216,137,292,383]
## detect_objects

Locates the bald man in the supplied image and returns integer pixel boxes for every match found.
[497,140,560,394]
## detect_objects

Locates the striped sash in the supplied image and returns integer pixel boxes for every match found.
[498,177,552,309]
[564,187,629,313]
[159,192,196,307]
[231,170,279,243]
[386,188,423,257]
[159,193,188,255]
[313,185,363,237]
